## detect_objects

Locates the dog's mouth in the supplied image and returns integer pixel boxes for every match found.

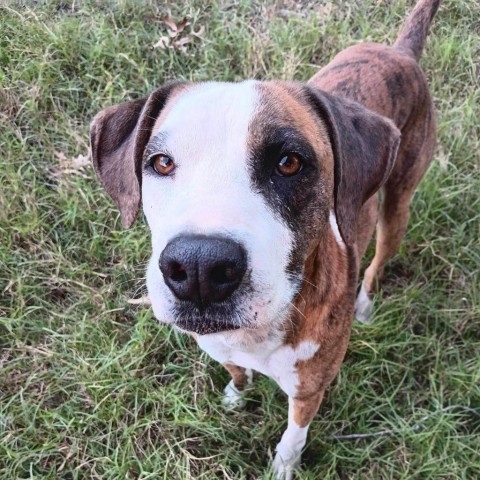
[171,298,254,335]
[174,318,241,335]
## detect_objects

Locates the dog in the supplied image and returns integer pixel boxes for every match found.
[90,0,440,477]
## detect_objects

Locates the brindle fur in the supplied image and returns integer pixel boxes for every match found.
[278,0,439,426]
[217,0,439,430]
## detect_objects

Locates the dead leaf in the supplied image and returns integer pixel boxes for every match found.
[72,154,90,168]
[50,150,91,180]
[175,17,190,34]
[154,16,201,53]
[173,36,191,48]
[192,25,205,39]
[436,143,450,171]
[161,15,191,36]
[153,35,171,49]
[161,15,179,33]
[319,2,335,17]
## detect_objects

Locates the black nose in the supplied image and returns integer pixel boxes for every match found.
[159,235,247,309]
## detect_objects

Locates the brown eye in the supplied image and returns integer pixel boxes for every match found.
[275,153,303,177]
[152,154,175,176]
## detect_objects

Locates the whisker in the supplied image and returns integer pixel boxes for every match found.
[279,313,296,334]
[112,275,147,289]
[133,262,150,269]
[288,301,306,320]
[131,284,148,299]
[286,269,320,291]
[294,290,307,304]
[301,277,320,290]
[114,278,142,288]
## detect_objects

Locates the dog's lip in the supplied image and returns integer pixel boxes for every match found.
[173,319,242,335]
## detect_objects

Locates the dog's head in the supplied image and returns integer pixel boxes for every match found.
[90,81,399,336]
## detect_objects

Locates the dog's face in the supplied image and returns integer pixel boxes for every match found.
[90,81,399,336]
[143,82,333,335]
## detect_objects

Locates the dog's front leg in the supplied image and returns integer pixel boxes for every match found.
[273,392,323,479]
[222,363,253,410]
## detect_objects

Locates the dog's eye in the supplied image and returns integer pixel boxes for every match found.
[151,154,176,176]
[275,153,303,177]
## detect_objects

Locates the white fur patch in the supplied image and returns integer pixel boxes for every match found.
[198,333,320,397]
[143,81,296,330]
[329,211,345,249]
[355,283,374,323]
[268,341,320,396]
[273,398,310,479]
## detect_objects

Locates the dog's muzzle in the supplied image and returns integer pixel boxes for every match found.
[159,234,248,333]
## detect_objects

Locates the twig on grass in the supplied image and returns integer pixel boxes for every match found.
[324,405,480,441]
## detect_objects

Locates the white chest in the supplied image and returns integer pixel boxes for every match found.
[197,330,320,397]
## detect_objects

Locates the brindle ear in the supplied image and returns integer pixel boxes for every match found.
[90,82,184,228]
[305,87,401,247]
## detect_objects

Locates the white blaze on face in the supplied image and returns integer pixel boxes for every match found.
[142,81,296,328]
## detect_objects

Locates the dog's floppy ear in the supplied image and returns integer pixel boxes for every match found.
[305,86,401,247]
[90,82,185,228]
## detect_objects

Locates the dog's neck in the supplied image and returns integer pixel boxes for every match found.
[286,229,357,346]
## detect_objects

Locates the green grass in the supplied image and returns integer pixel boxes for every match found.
[1,0,479,478]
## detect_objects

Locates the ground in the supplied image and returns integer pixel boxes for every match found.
[0,0,479,478]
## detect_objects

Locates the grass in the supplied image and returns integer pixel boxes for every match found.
[0,0,479,478]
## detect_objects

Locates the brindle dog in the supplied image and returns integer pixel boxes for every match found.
[90,1,440,477]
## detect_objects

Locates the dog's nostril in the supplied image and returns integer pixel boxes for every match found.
[170,262,187,282]
[210,263,239,285]
[160,235,247,305]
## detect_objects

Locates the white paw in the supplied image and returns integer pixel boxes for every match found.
[222,369,252,411]
[272,450,300,480]
[355,283,374,323]
[222,380,247,410]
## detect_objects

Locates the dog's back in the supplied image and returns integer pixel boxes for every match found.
[310,0,440,321]
[310,0,439,126]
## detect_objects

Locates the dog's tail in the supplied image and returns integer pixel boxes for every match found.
[394,0,441,61]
